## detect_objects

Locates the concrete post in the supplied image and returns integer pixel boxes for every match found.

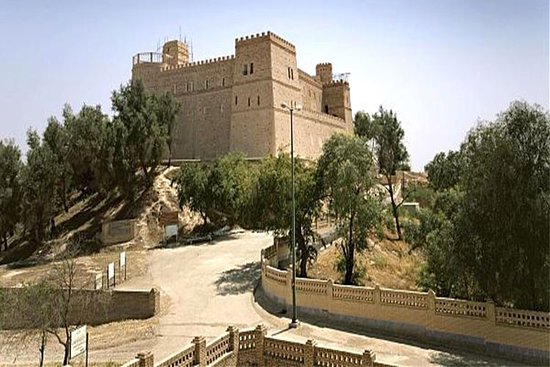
[362,350,376,367]
[136,351,154,367]
[227,325,239,351]
[193,336,207,366]
[373,285,381,305]
[304,339,317,367]
[255,324,267,367]
[427,289,436,311]
[486,299,496,324]
[327,279,333,313]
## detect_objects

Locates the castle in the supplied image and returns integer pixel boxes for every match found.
[132,31,352,160]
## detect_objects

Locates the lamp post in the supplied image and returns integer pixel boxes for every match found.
[281,102,302,328]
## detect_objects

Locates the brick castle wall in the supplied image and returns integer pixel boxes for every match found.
[132,31,353,161]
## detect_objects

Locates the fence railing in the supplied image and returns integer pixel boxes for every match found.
[260,243,550,362]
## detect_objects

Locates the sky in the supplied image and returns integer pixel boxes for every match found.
[0,0,548,170]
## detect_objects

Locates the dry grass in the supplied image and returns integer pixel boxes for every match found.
[308,235,424,290]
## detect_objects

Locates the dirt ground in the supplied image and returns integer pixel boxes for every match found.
[308,236,424,290]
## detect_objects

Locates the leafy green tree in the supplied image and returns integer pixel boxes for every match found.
[424,150,462,191]
[317,134,383,285]
[43,116,72,212]
[20,130,59,245]
[249,154,322,277]
[64,104,110,194]
[370,107,410,240]
[111,80,179,188]
[156,92,180,166]
[0,140,22,251]
[411,102,549,311]
[177,162,212,225]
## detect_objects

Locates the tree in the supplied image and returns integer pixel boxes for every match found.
[424,150,462,191]
[317,134,383,285]
[411,102,550,311]
[111,80,179,188]
[156,92,180,166]
[176,153,254,227]
[177,162,213,226]
[20,130,59,245]
[249,154,322,277]
[360,106,410,240]
[43,116,72,212]
[64,104,110,195]
[0,140,22,251]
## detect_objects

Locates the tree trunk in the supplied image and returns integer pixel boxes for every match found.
[387,176,402,240]
[297,230,308,278]
[344,214,355,285]
[39,330,46,367]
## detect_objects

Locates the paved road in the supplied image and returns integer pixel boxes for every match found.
[0,230,529,366]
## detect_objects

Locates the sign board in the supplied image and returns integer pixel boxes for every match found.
[107,262,115,280]
[95,273,102,290]
[70,325,87,358]
[165,224,178,239]
[159,211,179,226]
[120,251,126,267]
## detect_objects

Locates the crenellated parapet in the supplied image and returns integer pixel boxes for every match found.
[235,31,296,53]
[159,55,235,72]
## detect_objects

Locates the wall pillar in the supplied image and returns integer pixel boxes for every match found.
[254,324,267,367]
[486,299,496,324]
[227,325,240,351]
[373,285,381,305]
[285,267,293,306]
[427,289,436,311]
[327,279,333,313]
[304,339,317,367]
[362,350,376,367]
[136,351,154,367]
[193,336,207,366]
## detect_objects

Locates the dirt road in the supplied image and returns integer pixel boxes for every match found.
[0,230,526,366]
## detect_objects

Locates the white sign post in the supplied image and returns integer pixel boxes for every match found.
[107,262,115,288]
[95,273,102,290]
[120,252,126,281]
[165,224,178,241]
[70,325,87,364]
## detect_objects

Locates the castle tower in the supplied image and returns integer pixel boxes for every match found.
[316,63,333,83]
[162,40,189,66]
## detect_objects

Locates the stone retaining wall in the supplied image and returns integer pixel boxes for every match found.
[0,287,159,329]
[260,243,550,364]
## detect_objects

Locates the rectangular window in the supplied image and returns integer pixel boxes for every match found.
[243,64,248,75]
[291,69,294,80]
[222,77,225,87]
[288,67,291,79]
[248,97,251,107]
[235,96,238,105]
[250,63,254,74]
[257,95,260,105]
[205,80,209,89]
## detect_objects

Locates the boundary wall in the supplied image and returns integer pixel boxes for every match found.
[260,243,550,364]
[0,287,159,329]
[122,324,388,367]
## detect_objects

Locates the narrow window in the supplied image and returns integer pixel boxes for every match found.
[205,80,209,89]
[257,95,260,105]
[324,105,329,114]
[235,96,238,105]
[248,97,251,107]
[243,64,248,75]
[291,69,294,80]
[222,77,225,87]
[250,62,254,74]
[288,67,291,79]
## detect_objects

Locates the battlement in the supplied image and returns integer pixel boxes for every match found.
[159,55,235,72]
[235,31,296,52]
[323,79,349,87]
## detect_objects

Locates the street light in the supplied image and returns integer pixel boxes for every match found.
[281,102,302,329]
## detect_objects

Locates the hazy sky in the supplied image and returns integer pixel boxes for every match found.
[0,0,548,170]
